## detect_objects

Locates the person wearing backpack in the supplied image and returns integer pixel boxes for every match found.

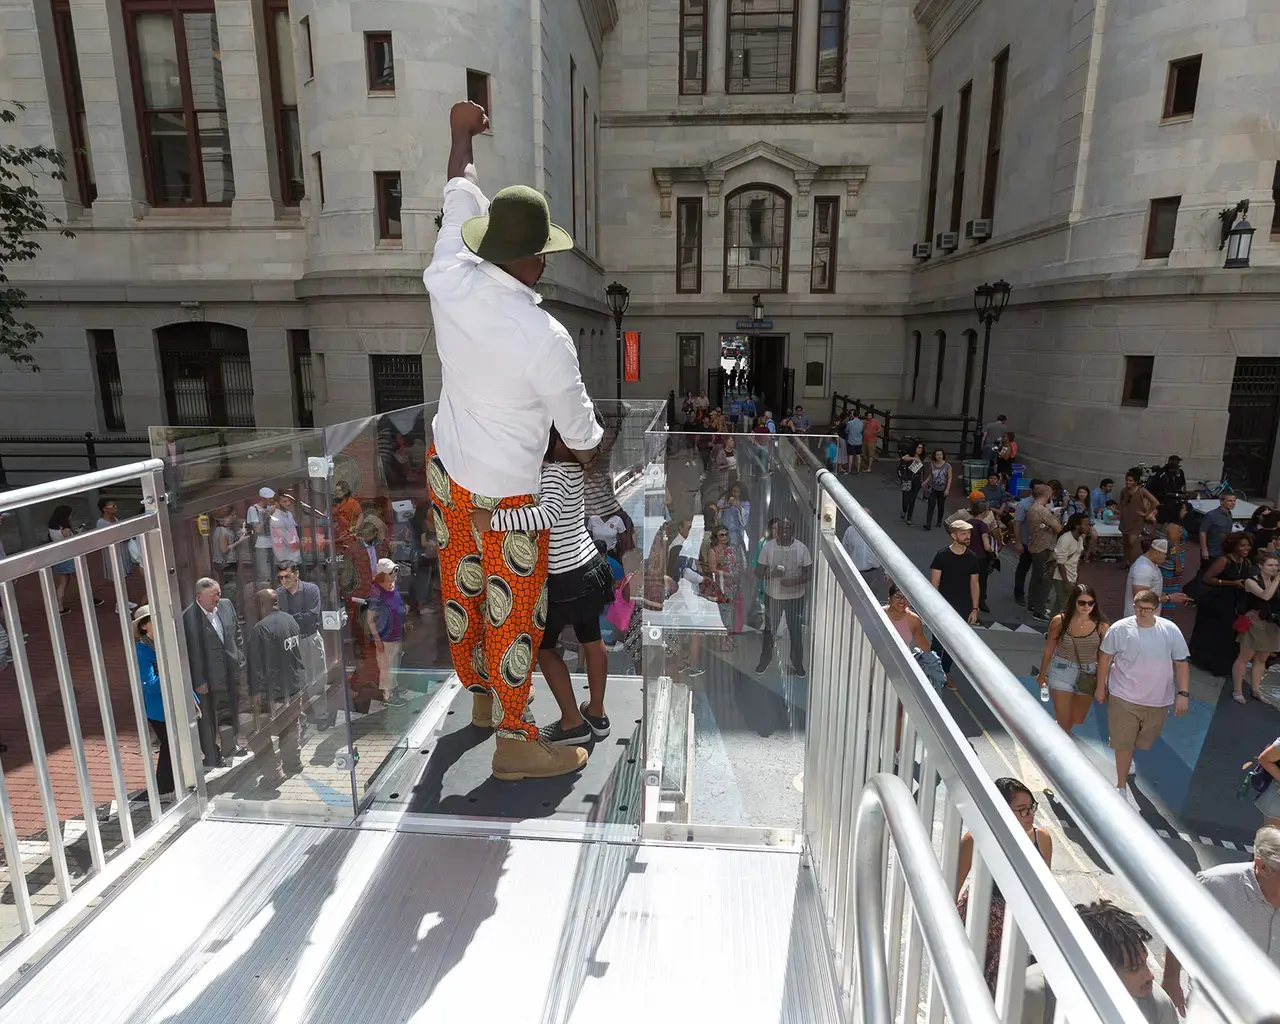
[897,442,926,525]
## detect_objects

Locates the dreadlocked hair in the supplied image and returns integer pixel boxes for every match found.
[1074,900,1151,971]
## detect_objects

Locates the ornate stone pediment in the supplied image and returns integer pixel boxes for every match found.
[652,142,868,219]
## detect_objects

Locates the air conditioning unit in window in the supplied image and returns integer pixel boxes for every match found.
[935,231,959,254]
[966,218,993,242]
[912,242,932,261]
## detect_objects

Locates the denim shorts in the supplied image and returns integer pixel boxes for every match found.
[1046,657,1087,693]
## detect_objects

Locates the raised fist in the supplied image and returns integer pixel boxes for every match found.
[450,100,489,137]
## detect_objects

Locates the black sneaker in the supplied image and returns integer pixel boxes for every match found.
[791,664,807,678]
[753,660,770,675]
[578,702,611,739]
[540,719,592,747]
[380,691,410,709]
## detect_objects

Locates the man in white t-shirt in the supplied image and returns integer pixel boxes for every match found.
[269,492,302,566]
[246,487,277,586]
[1123,538,1192,618]
[1096,589,1190,793]
[754,518,812,677]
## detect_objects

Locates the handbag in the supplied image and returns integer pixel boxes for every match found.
[1233,613,1254,633]
[913,647,948,689]
[1238,758,1274,800]
[605,573,635,632]
[1067,631,1098,695]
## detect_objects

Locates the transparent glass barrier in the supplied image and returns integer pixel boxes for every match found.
[640,427,834,838]
[153,425,358,818]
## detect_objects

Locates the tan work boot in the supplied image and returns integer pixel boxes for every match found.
[471,690,494,727]
[492,737,588,781]
[471,690,536,728]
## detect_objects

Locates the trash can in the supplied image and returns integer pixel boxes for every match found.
[963,459,988,492]
[1009,463,1026,496]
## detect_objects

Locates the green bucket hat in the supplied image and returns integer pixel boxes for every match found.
[461,185,574,264]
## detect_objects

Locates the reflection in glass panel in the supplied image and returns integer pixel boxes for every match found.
[273,10,297,107]
[378,173,402,240]
[183,12,227,110]
[135,12,182,108]
[816,0,845,93]
[810,197,838,292]
[680,0,705,94]
[677,198,701,292]
[724,187,789,292]
[196,111,236,203]
[145,111,193,204]
[728,0,795,95]
[282,110,304,205]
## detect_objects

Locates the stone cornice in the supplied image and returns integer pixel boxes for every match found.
[652,142,869,219]
[577,0,619,64]
[914,0,983,58]
[603,107,927,128]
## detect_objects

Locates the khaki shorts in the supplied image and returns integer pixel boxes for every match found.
[861,441,876,458]
[1107,694,1168,751]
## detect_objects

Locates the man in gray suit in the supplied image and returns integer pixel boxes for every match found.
[183,577,245,767]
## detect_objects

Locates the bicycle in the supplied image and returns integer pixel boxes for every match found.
[1197,478,1243,501]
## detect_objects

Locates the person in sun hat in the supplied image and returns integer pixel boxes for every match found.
[421,99,603,783]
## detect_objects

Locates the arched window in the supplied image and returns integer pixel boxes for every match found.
[933,330,946,407]
[723,185,790,293]
[157,322,254,426]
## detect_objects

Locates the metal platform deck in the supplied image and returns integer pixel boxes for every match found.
[0,819,844,1024]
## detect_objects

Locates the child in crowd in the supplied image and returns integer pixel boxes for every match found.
[825,436,840,471]
[473,423,612,747]
[1102,499,1119,524]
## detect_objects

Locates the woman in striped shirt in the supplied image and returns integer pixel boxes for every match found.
[473,424,614,748]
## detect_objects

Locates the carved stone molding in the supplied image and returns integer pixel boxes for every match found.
[651,142,869,219]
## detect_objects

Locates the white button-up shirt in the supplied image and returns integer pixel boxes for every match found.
[423,176,603,498]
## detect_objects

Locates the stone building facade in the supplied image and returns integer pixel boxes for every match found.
[2,0,1280,496]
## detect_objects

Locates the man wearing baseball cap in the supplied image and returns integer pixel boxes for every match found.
[929,518,982,690]
[422,99,601,781]
[365,558,408,709]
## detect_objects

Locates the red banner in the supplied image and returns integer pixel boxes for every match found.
[624,331,641,382]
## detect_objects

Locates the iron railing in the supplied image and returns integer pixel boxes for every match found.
[830,393,979,460]
[800,442,1280,1023]
[0,433,151,488]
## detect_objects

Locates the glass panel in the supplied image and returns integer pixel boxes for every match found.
[281,109,304,205]
[274,10,297,107]
[151,423,359,818]
[195,111,235,202]
[811,198,835,291]
[728,0,795,94]
[681,1,705,92]
[379,174,402,239]
[725,188,788,292]
[183,12,227,111]
[134,12,182,109]
[641,427,832,836]
[677,199,700,291]
[368,35,394,90]
[145,111,193,204]
[816,0,844,92]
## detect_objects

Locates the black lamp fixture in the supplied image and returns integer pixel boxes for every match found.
[752,293,764,322]
[1219,199,1255,269]
[971,278,1012,456]
[605,280,631,402]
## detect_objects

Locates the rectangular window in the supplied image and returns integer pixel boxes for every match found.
[126,5,235,206]
[1145,196,1180,258]
[676,197,702,293]
[288,330,314,427]
[816,0,846,93]
[370,354,424,414]
[1272,162,1280,235]
[594,113,601,256]
[583,89,593,255]
[925,109,942,244]
[933,332,947,406]
[1122,356,1155,408]
[300,15,313,80]
[91,330,125,432]
[1163,54,1201,120]
[53,1,96,207]
[365,32,394,92]
[949,82,972,233]
[375,171,402,241]
[313,151,324,207]
[910,331,922,401]
[980,48,1008,222]
[266,2,303,206]
[570,59,578,239]
[679,334,702,395]
[810,196,839,292]
[680,0,707,95]
[728,0,795,95]
[466,69,490,118]
[804,334,831,396]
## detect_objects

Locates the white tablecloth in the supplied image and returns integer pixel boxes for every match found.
[1189,498,1257,520]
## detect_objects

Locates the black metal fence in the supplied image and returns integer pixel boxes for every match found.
[0,432,151,489]
[829,394,980,460]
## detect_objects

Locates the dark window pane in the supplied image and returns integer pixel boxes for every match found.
[281,109,303,204]
[135,13,182,108]
[377,173,402,239]
[677,198,702,293]
[1145,196,1180,258]
[466,69,490,114]
[367,34,394,91]
[806,361,824,387]
[1164,55,1200,118]
[724,186,789,292]
[91,330,125,431]
[371,354,424,413]
[728,0,795,94]
[681,0,705,94]
[816,0,845,92]
[810,197,837,292]
[145,111,194,203]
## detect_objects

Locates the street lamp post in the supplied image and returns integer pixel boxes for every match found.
[972,279,1012,457]
[606,281,630,403]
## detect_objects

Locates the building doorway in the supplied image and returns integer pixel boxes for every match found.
[678,334,702,397]
[1223,358,1280,496]
[717,333,786,417]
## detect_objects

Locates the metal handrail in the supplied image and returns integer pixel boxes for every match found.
[855,774,1000,1024]
[806,449,1280,1023]
[0,458,165,513]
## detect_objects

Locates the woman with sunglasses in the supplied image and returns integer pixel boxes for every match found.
[956,777,1053,992]
[703,523,745,646]
[1037,582,1109,735]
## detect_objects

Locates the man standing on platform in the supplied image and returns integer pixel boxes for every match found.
[423,100,603,782]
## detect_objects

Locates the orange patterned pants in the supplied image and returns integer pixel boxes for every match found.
[427,446,549,740]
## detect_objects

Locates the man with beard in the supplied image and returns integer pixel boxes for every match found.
[422,100,603,781]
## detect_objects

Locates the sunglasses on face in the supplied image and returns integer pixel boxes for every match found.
[1012,801,1037,817]
[1076,599,1095,607]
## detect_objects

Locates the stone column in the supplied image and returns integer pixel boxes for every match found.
[114,324,166,430]
[248,327,295,427]
[70,0,147,223]
[213,0,280,222]
[706,0,728,99]
[794,0,818,101]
